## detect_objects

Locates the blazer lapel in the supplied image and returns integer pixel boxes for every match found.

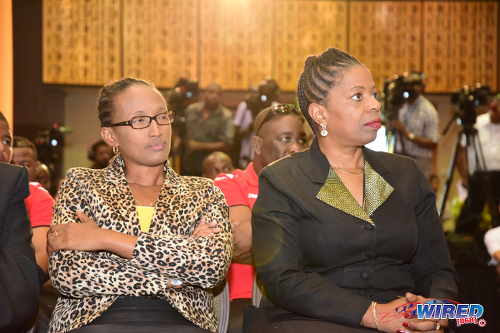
[364,162,394,217]
[316,168,373,224]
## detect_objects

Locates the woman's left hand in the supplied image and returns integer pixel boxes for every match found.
[48,211,105,253]
[402,292,447,332]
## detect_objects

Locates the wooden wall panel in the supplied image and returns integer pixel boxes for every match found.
[424,1,498,92]
[43,0,121,85]
[273,1,347,92]
[43,0,499,92]
[123,0,199,87]
[199,0,272,90]
[349,1,422,90]
[423,2,451,92]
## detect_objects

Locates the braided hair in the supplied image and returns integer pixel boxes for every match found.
[97,77,156,126]
[297,48,361,132]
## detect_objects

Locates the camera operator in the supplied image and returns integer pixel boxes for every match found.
[390,73,439,179]
[456,93,500,232]
[167,78,199,171]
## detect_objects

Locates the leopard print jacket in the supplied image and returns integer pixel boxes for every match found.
[48,155,232,333]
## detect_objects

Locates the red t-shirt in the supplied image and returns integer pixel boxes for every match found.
[25,182,54,228]
[214,163,259,300]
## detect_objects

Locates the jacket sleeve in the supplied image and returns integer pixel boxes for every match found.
[252,170,371,327]
[0,168,40,331]
[130,184,233,289]
[49,169,176,298]
[410,163,458,299]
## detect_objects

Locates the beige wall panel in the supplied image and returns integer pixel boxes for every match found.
[273,1,347,91]
[199,0,272,90]
[43,0,121,85]
[349,1,422,90]
[123,0,199,87]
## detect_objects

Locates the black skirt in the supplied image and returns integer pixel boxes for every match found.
[69,296,210,333]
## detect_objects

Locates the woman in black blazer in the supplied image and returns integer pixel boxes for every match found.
[251,48,457,333]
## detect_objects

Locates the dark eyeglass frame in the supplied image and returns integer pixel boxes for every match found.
[102,111,174,129]
[255,103,301,134]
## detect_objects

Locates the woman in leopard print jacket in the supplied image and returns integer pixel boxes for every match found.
[47,78,232,333]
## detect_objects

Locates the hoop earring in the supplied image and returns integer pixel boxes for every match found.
[320,123,328,137]
[112,146,119,155]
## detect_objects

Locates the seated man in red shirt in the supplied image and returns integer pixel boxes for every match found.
[215,104,309,333]
[12,136,55,274]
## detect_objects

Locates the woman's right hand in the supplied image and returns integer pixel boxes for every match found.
[361,297,413,333]
[192,217,221,238]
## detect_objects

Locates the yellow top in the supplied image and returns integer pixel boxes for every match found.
[136,206,154,232]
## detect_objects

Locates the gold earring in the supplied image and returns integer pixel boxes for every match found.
[112,146,119,155]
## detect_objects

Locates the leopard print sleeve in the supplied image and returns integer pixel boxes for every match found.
[131,183,233,289]
[49,168,174,298]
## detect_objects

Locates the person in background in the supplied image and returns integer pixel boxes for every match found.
[391,72,439,180]
[233,80,280,169]
[47,78,232,333]
[201,151,234,180]
[34,161,52,191]
[215,104,309,333]
[0,112,41,331]
[251,48,457,333]
[87,139,113,169]
[12,136,54,274]
[183,83,234,176]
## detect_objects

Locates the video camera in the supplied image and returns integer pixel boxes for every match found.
[167,78,200,114]
[246,79,280,116]
[382,72,424,121]
[450,84,491,132]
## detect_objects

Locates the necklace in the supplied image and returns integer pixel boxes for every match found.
[332,160,365,175]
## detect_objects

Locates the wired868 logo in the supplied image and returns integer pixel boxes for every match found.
[397,299,487,328]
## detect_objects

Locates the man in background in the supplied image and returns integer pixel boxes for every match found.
[391,72,439,179]
[183,83,234,176]
[0,112,41,331]
[215,104,309,333]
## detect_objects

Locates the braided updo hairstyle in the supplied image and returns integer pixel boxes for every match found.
[297,48,361,132]
[98,77,156,126]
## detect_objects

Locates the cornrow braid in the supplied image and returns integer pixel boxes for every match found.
[297,48,361,132]
[97,77,155,126]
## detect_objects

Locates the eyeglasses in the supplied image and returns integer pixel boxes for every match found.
[255,104,301,134]
[103,111,174,129]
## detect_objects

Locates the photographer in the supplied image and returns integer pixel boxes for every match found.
[456,93,500,232]
[390,73,439,179]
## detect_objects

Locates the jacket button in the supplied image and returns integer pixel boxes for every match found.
[364,224,375,231]
[361,272,370,279]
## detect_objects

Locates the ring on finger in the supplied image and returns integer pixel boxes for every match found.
[435,322,440,331]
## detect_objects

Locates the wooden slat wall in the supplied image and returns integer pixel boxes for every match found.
[123,0,199,87]
[43,0,499,92]
[349,1,422,90]
[273,1,347,91]
[199,0,272,90]
[424,1,498,92]
[43,0,121,85]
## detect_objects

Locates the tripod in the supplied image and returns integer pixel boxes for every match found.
[438,124,487,218]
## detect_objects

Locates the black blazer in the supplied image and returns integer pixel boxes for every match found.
[0,163,40,332]
[252,140,457,328]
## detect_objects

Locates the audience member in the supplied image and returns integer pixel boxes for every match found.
[47,78,232,333]
[251,48,457,333]
[0,112,41,332]
[183,83,234,176]
[87,139,113,169]
[215,104,309,333]
[202,151,234,180]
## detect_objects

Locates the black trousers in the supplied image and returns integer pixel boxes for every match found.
[68,296,210,333]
